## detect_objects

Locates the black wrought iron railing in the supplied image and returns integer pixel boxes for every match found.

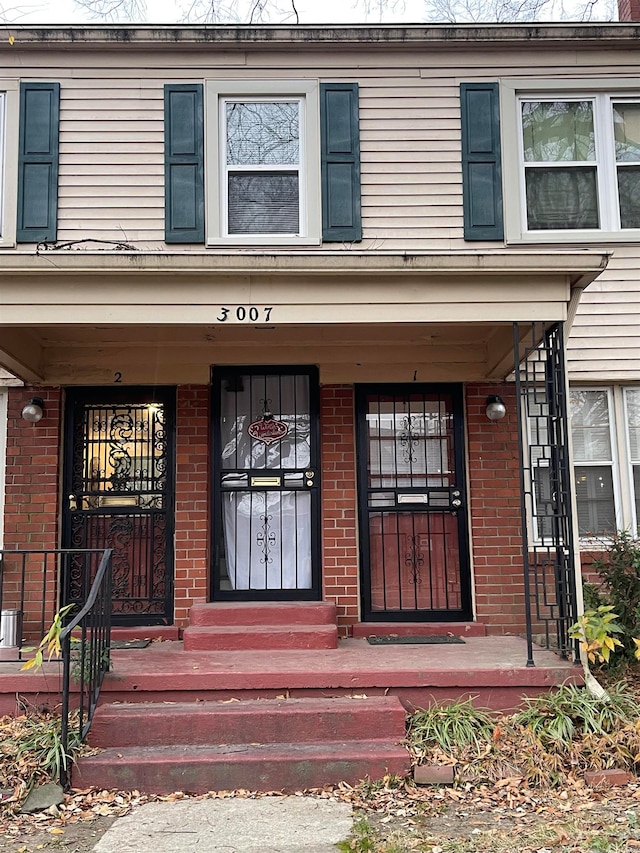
[59,548,112,788]
[0,548,106,660]
[514,322,579,667]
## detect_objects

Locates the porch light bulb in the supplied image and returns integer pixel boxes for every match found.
[21,397,44,423]
[485,395,506,421]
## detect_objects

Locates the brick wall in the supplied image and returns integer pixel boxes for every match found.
[4,388,61,636]
[320,385,359,635]
[173,386,210,625]
[618,0,640,19]
[466,383,526,634]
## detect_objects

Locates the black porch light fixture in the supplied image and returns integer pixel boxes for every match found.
[21,397,44,423]
[485,394,506,421]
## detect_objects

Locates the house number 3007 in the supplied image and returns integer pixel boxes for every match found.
[216,306,273,323]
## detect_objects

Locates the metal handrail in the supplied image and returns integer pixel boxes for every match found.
[59,548,113,788]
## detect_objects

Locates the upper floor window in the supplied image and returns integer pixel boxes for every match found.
[0,81,19,248]
[205,81,320,246]
[502,80,640,244]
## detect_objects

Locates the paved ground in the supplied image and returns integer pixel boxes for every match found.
[91,796,353,853]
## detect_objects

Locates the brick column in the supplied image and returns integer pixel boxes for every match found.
[466,383,526,635]
[173,385,210,626]
[4,387,61,637]
[4,387,61,551]
[320,385,359,635]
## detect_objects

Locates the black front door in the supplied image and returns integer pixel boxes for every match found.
[356,384,472,621]
[62,387,176,625]
[212,366,321,600]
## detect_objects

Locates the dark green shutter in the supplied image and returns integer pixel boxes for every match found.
[320,82,361,243]
[164,84,204,244]
[17,82,60,243]
[460,82,503,241]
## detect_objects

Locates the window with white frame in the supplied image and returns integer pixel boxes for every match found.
[502,81,640,243]
[0,81,18,247]
[569,388,618,537]
[625,388,640,534]
[205,81,320,246]
[0,91,5,240]
[566,386,640,540]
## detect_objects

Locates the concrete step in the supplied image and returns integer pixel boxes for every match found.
[351,622,488,639]
[188,602,337,627]
[89,696,407,749]
[183,624,338,651]
[74,740,410,794]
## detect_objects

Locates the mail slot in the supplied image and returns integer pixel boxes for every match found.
[397,494,429,504]
[251,476,282,487]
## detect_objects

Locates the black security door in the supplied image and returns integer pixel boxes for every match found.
[212,366,321,600]
[356,384,472,621]
[62,387,176,625]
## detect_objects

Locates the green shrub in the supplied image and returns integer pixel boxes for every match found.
[588,531,640,660]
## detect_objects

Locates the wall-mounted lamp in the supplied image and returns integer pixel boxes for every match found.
[21,397,44,424]
[485,394,506,422]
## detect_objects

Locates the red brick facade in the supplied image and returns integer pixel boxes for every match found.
[320,386,359,635]
[4,388,62,634]
[466,384,526,633]
[3,381,533,637]
[173,386,210,624]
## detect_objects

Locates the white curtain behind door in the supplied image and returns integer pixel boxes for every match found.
[220,374,312,590]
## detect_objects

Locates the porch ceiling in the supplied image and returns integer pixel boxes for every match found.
[0,320,546,385]
[0,249,609,385]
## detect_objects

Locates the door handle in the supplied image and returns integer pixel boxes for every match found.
[68,494,78,510]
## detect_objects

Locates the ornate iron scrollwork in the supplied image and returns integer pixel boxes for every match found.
[256,514,276,565]
[404,533,425,587]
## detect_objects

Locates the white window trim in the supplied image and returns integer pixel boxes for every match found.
[205,79,321,247]
[501,78,640,245]
[622,387,640,537]
[0,81,19,249]
[570,386,623,542]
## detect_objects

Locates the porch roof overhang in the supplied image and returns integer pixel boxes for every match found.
[0,250,608,386]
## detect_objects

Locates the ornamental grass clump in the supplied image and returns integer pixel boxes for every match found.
[407,697,496,758]
[513,682,640,750]
[406,683,640,788]
[0,708,82,796]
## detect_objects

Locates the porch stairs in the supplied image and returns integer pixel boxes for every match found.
[74,602,408,793]
[1,603,582,794]
[74,695,410,794]
[182,601,339,651]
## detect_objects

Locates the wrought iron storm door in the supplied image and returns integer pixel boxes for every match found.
[212,366,321,600]
[62,387,176,625]
[356,384,472,621]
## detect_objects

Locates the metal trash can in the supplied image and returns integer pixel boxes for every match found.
[0,609,21,648]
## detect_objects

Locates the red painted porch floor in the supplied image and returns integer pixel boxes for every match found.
[0,636,582,715]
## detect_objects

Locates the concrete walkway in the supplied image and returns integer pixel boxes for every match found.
[92,796,353,853]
